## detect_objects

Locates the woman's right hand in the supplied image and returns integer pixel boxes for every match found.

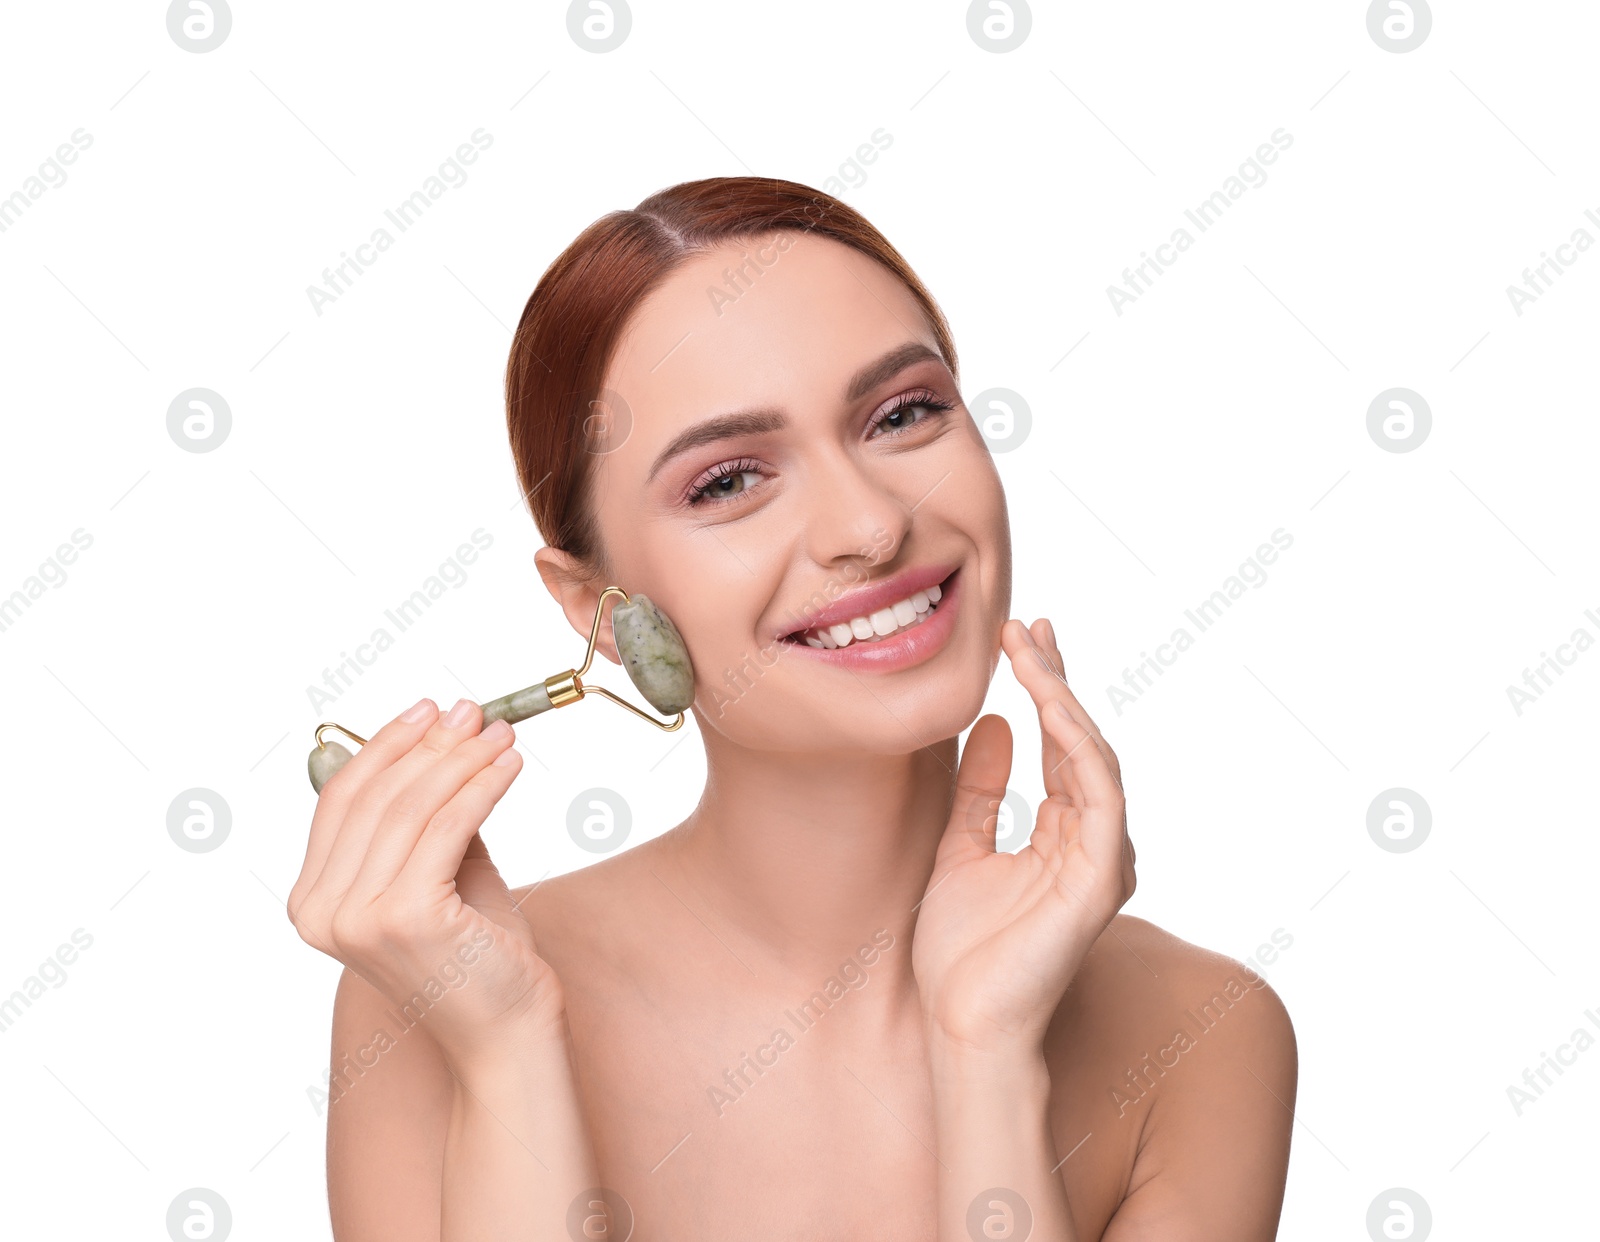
[287,696,563,1074]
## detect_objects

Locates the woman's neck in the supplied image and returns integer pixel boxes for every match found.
[659,732,960,993]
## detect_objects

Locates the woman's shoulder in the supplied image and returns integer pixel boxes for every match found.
[507,835,672,976]
[1058,913,1297,1066]
[1082,913,1294,1007]
[1046,913,1298,1230]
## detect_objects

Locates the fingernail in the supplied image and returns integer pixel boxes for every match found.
[482,719,511,743]
[402,697,434,723]
[442,698,475,728]
[493,747,520,767]
[1043,618,1057,647]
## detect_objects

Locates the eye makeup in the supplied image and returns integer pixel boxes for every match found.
[682,387,957,508]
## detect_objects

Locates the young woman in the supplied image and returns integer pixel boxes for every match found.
[288,177,1297,1241]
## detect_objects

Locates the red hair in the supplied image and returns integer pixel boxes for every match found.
[504,176,958,565]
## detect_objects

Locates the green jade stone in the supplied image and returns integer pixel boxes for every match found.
[479,682,554,727]
[610,593,695,714]
[307,740,354,795]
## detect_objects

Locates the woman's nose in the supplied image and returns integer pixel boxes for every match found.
[799,449,912,568]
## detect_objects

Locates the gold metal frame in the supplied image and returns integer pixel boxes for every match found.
[311,585,684,761]
[314,721,369,748]
[557,586,687,730]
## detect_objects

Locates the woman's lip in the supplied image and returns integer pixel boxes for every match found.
[778,568,961,672]
[777,561,958,641]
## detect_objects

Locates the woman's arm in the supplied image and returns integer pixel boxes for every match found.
[928,1029,1077,1242]
[926,966,1297,1242]
[440,1019,603,1242]
[291,697,601,1240]
[325,965,452,1239]
[912,618,1134,1241]
[1099,967,1297,1241]
[325,963,603,1242]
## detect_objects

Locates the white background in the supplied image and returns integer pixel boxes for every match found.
[1,1,1595,1237]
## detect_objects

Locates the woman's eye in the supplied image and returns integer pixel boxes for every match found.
[684,398,950,507]
[878,404,927,432]
[874,396,953,436]
[688,465,762,506]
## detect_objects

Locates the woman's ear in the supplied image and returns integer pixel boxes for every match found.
[534,546,622,665]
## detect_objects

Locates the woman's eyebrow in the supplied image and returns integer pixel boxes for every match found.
[646,408,786,484]
[644,341,944,484]
[845,340,942,401]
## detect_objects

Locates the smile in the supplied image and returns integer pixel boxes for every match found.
[778,568,961,671]
[795,579,943,648]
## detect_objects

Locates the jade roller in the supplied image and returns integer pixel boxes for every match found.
[307,587,694,794]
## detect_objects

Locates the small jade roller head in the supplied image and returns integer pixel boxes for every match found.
[307,738,354,795]
[609,592,695,714]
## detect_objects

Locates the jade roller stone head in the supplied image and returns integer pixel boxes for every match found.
[609,593,695,714]
[306,739,355,794]
[307,591,694,793]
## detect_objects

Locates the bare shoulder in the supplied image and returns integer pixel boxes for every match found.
[507,834,653,920]
[507,833,672,976]
[507,859,615,963]
[1056,914,1294,1048]
[1050,914,1297,1241]
[1078,914,1294,1051]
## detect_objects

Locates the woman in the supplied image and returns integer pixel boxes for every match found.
[288,176,1297,1240]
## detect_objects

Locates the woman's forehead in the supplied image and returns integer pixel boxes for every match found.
[603,235,930,445]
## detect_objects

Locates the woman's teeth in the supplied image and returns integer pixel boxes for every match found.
[797,581,942,649]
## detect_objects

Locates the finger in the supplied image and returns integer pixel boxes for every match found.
[1034,617,1121,787]
[1028,618,1064,679]
[391,746,524,902]
[455,830,521,917]
[1022,617,1108,789]
[1001,621,1084,800]
[309,699,487,903]
[1002,619,1071,713]
[1040,700,1125,875]
[1018,619,1072,777]
[1010,618,1123,792]
[344,718,519,902]
[292,696,439,914]
[1003,621,1076,805]
[939,713,1012,864]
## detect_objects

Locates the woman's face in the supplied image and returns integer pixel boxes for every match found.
[580,230,1011,753]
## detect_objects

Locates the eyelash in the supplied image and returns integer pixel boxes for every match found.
[684,390,957,507]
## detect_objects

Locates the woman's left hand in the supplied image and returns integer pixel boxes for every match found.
[912,617,1136,1053]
